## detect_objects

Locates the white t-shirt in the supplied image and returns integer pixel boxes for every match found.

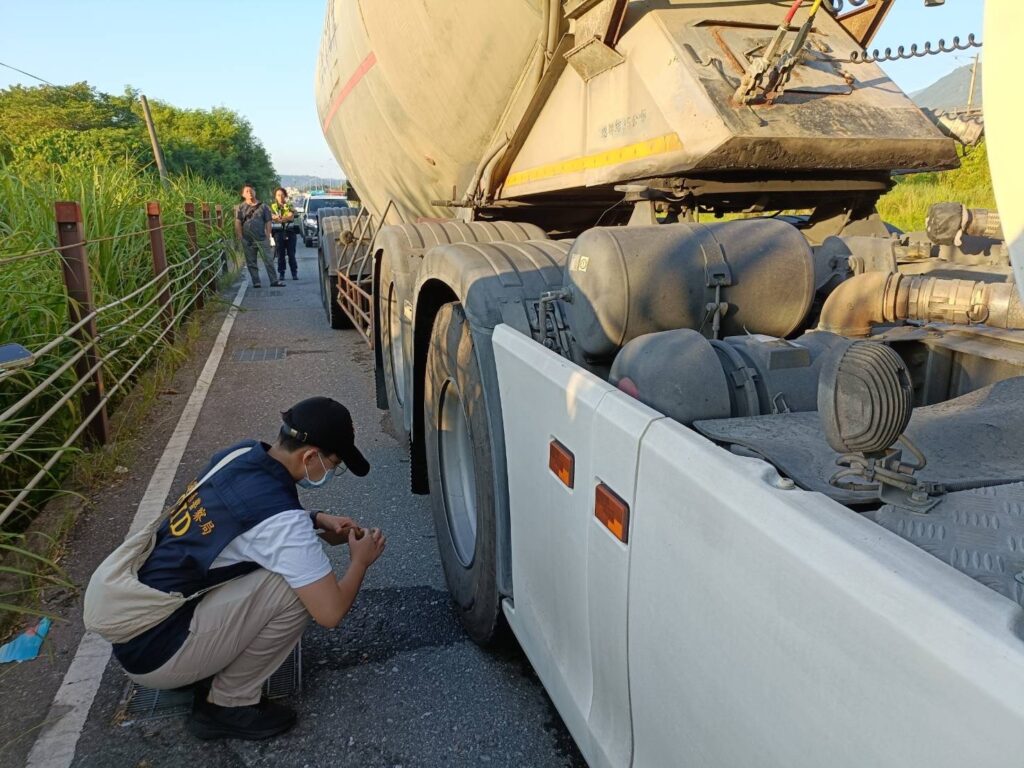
[211,509,332,588]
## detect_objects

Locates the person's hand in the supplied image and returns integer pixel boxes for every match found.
[348,527,386,569]
[313,513,360,546]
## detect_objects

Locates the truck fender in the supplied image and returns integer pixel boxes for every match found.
[373,221,547,432]
[410,239,571,596]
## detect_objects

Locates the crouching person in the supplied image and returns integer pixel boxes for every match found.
[84,397,386,741]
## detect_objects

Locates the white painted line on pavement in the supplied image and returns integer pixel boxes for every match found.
[26,278,249,768]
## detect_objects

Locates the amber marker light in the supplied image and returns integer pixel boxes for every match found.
[595,483,630,543]
[549,439,575,488]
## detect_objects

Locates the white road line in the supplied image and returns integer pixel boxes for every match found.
[26,278,248,768]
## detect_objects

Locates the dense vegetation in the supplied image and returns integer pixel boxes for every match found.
[0,158,239,530]
[0,83,269,625]
[0,82,277,195]
[877,141,996,233]
[0,81,274,530]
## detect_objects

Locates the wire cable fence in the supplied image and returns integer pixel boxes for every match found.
[0,200,240,530]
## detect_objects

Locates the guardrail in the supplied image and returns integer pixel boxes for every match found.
[0,200,237,528]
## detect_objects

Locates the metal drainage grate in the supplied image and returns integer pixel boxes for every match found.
[232,346,288,362]
[123,641,302,722]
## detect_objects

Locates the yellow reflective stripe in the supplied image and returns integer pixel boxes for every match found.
[504,133,683,188]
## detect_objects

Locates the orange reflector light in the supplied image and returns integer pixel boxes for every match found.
[549,439,575,488]
[595,483,629,543]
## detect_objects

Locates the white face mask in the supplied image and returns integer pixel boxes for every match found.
[298,453,334,489]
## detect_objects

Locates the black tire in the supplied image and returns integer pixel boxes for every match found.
[322,261,353,329]
[378,254,407,435]
[317,248,328,309]
[303,236,313,247]
[424,303,505,645]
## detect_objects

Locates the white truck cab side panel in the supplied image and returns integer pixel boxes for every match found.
[493,324,1024,767]
[629,419,1024,767]
[494,324,653,768]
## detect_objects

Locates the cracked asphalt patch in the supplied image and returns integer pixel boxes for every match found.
[19,243,584,768]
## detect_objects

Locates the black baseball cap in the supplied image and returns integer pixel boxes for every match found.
[281,397,370,476]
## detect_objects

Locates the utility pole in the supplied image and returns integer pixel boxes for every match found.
[967,52,980,111]
[140,94,169,187]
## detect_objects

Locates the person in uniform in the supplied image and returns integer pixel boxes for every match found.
[105,397,386,740]
[270,187,300,281]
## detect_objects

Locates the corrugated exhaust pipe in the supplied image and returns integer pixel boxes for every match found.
[818,272,1024,337]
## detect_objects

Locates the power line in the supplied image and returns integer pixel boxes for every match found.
[0,60,54,86]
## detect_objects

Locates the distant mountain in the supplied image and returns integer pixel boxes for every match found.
[911,62,983,112]
[280,174,346,190]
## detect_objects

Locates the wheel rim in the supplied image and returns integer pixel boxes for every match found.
[387,281,405,405]
[438,379,477,566]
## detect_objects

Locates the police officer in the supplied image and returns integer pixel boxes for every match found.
[270,187,299,281]
[107,397,386,740]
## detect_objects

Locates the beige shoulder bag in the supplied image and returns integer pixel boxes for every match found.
[83,446,251,643]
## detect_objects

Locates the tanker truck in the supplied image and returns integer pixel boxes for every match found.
[315,2,1024,765]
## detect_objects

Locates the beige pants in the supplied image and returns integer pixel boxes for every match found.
[128,569,309,707]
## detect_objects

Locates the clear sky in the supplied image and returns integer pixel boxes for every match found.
[0,1,985,178]
[868,0,984,93]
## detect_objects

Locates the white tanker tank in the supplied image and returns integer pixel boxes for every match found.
[314,0,549,222]
[315,0,957,230]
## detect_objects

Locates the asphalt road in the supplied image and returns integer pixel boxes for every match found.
[0,242,584,768]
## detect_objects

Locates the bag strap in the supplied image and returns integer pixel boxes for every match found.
[154,446,251,526]
[239,204,263,227]
[197,446,251,488]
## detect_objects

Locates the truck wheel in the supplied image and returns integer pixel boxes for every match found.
[323,263,352,330]
[379,254,407,434]
[304,236,313,247]
[318,248,328,308]
[424,302,505,645]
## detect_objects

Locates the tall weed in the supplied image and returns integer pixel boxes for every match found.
[878,142,996,232]
[0,158,238,531]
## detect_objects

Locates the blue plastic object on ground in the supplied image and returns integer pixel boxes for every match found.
[0,617,51,663]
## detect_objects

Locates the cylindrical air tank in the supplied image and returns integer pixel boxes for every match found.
[564,219,816,362]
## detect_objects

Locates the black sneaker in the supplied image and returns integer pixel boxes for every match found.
[271,280,287,287]
[291,273,298,280]
[252,283,262,288]
[190,677,213,713]
[189,697,296,741]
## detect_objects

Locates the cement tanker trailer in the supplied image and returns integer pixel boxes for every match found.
[316,2,1024,765]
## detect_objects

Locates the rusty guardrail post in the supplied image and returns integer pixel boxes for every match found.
[146,201,175,343]
[200,202,222,276]
[214,204,229,272]
[201,202,214,287]
[54,201,110,445]
[184,202,204,310]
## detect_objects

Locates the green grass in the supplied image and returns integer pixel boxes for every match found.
[877,142,996,233]
[0,529,74,634]
[0,158,243,629]
[0,158,238,533]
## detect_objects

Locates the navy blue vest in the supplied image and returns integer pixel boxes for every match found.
[112,440,303,674]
